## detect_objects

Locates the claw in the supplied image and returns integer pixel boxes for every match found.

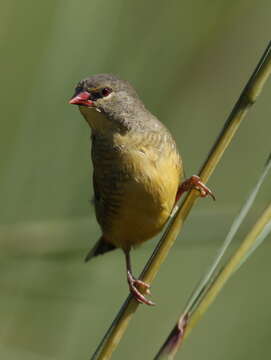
[127,271,155,306]
[176,175,215,203]
[192,176,216,200]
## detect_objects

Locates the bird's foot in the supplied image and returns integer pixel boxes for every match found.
[176,175,215,202]
[127,271,155,306]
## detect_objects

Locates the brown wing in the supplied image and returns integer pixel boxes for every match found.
[92,163,127,234]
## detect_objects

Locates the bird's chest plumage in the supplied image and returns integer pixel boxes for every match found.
[91,130,182,250]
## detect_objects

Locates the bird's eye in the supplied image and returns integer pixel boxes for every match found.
[88,88,112,101]
[101,87,112,97]
[90,92,102,101]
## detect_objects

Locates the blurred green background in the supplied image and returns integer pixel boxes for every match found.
[0,1,270,359]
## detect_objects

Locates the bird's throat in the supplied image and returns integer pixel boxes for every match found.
[79,106,112,133]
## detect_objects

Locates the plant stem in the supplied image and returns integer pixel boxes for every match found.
[183,202,271,341]
[155,155,271,359]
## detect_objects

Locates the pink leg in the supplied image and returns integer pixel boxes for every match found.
[176,175,215,203]
[125,250,155,306]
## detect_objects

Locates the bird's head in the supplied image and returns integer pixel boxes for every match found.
[69,74,146,133]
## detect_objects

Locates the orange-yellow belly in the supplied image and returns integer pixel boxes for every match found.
[103,147,182,250]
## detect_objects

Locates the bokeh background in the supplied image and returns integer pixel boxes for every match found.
[0,1,270,359]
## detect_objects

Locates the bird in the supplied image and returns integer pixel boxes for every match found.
[69,74,214,305]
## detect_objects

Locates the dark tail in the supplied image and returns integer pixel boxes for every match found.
[84,236,116,262]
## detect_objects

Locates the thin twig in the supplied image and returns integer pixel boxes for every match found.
[154,154,271,359]
[183,202,271,339]
[91,41,271,360]
[188,154,270,319]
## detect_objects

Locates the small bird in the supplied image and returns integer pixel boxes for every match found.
[69,74,214,305]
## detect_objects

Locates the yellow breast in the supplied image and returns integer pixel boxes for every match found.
[103,132,183,250]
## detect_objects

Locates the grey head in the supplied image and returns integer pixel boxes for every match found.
[69,74,157,133]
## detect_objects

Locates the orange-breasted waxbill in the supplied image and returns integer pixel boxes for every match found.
[69,74,214,305]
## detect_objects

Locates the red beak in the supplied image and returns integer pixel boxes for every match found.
[69,91,94,107]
